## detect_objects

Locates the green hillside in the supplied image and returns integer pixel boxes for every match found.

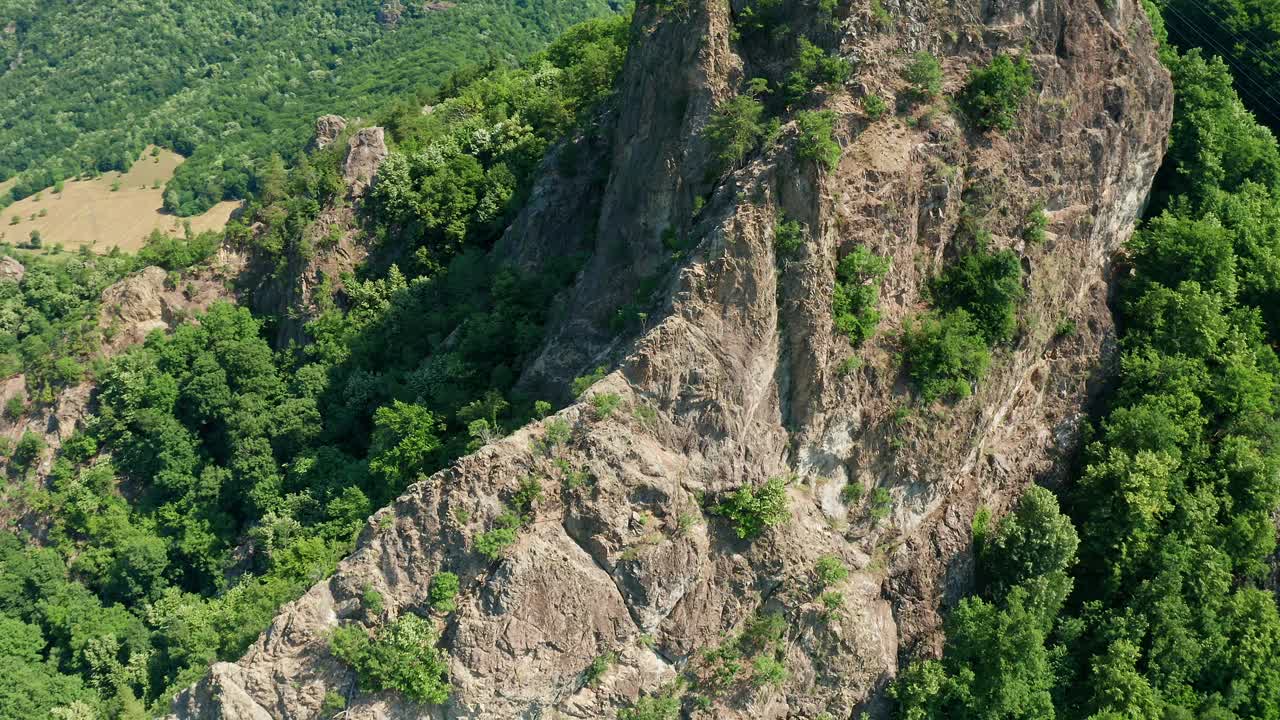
[0,13,630,718]
[5,0,1280,718]
[0,0,616,214]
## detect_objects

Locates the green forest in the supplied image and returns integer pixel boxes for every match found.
[0,10,629,719]
[0,0,615,215]
[3,0,1280,717]
[892,2,1280,718]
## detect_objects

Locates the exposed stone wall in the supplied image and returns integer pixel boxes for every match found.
[171,0,1171,717]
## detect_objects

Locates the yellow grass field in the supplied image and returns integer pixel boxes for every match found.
[1,147,241,253]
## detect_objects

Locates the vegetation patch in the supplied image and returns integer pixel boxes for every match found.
[583,650,618,686]
[929,241,1025,345]
[619,688,682,720]
[705,94,779,175]
[901,236,1023,402]
[331,613,451,704]
[714,476,791,539]
[572,366,608,398]
[475,514,522,560]
[863,93,888,120]
[869,487,893,521]
[959,54,1036,132]
[1022,202,1048,244]
[783,38,852,105]
[691,611,790,697]
[428,572,460,613]
[732,0,790,45]
[774,212,807,258]
[901,310,992,403]
[904,52,943,101]
[813,554,849,589]
[795,110,842,170]
[358,16,628,272]
[832,246,891,344]
[592,392,622,418]
[0,249,124,389]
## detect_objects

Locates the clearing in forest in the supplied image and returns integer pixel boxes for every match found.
[0,147,240,253]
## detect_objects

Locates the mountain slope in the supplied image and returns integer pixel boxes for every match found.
[0,12,642,717]
[894,10,1280,718]
[0,0,616,214]
[171,0,1172,717]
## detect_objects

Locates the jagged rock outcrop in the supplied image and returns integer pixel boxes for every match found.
[343,126,388,198]
[378,0,406,27]
[311,114,348,151]
[245,124,387,347]
[97,255,244,355]
[0,255,23,283]
[173,0,1171,718]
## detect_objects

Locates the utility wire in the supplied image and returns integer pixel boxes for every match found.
[1160,0,1280,127]
[1162,0,1280,106]
[1166,0,1280,80]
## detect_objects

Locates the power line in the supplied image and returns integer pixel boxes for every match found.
[1167,0,1280,79]
[1160,0,1280,127]
[1162,0,1280,109]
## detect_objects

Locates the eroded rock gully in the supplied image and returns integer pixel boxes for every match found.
[172,0,1171,717]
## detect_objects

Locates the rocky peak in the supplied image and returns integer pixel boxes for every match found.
[311,114,348,151]
[172,1,1171,718]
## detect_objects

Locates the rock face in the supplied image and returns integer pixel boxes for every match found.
[97,255,243,356]
[343,127,388,198]
[172,1,1171,718]
[0,255,23,284]
[311,114,348,151]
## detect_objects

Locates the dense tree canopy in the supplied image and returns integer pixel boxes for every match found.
[0,0,616,215]
[0,11,631,717]
[1159,0,1280,127]
[0,247,144,397]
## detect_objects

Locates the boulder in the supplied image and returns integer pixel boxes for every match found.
[311,114,347,151]
[0,255,24,284]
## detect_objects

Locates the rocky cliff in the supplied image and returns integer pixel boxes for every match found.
[172,0,1171,717]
